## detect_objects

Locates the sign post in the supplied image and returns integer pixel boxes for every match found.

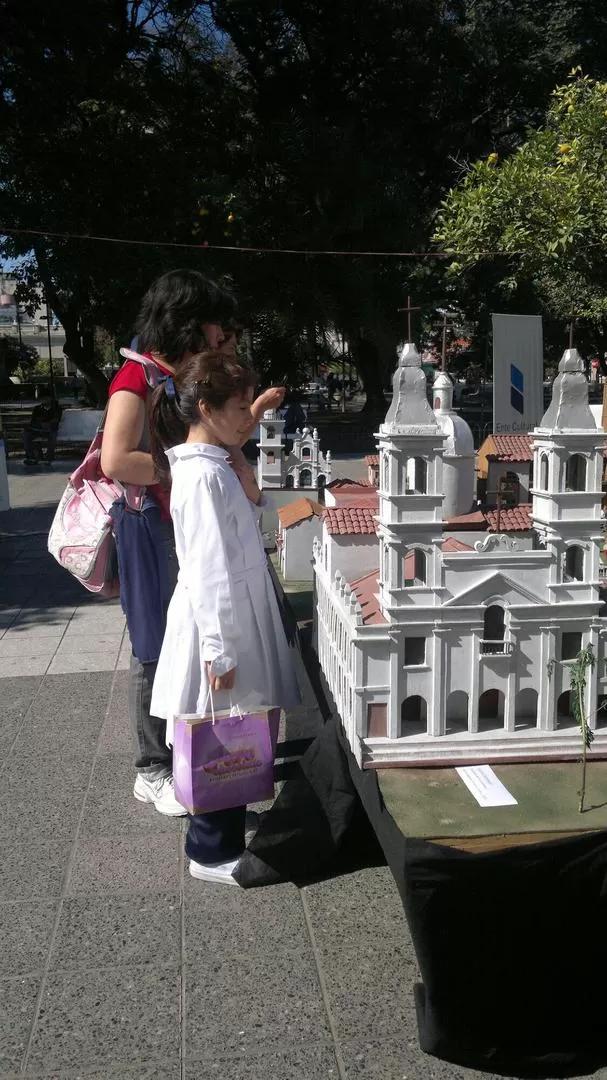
[492,314,543,435]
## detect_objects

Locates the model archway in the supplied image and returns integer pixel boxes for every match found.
[400,695,427,735]
[514,688,538,728]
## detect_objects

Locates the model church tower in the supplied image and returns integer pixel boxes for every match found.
[257,409,285,489]
[257,411,332,491]
[377,341,445,616]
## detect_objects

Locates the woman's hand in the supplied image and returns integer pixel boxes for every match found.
[205,662,237,692]
[251,386,286,420]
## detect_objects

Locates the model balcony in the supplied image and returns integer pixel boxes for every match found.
[480,639,513,656]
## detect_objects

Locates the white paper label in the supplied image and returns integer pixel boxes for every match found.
[455,765,518,808]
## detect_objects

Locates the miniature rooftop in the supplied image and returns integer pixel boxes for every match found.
[277,496,323,528]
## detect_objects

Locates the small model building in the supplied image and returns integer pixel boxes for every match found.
[314,341,607,767]
[257,410,331,492]
[276,497,323,582]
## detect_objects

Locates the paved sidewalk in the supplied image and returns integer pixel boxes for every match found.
[1,462,599,1080]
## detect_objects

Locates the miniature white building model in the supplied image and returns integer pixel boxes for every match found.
[257,411,332,491]
[314,342,607,767]
[257,409,286,489]
[432,370,475,518]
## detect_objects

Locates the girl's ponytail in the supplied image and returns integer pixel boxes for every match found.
[148,381,187,488]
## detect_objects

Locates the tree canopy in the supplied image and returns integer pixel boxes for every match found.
[2,2,607,401]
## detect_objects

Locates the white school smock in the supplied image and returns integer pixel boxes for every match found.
[149,442,300,746]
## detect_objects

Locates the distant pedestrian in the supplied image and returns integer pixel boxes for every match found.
[23,387,62,467]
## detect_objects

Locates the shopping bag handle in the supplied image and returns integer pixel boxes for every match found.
[204,686,242,725]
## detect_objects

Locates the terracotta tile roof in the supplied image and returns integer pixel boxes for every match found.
[442,536,474,552]
[330,492,380,508]
[325,477,372,490]
[485,434,534,462]
[444,510,486,528]
[323,506,378,535]
[350,570,386,624]
[484,503,532,532]
[277,497,323,529]
[365,455,379,467]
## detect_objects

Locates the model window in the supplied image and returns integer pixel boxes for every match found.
[266,426,275,439]
[404,549,426,586]
[407,457,427,494]
[267,451,275,465]
[302,446,311,460]
[561,632,582,661]
[299,468,312,487]
[566,454,586,492]
[564,546,584,582]
[481,605,506,653]
[540,454,549,490]
[404,638,426,666]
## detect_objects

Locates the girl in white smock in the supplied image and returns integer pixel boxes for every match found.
[148,351,299,885]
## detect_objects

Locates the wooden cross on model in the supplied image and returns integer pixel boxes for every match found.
[398,294,421,343]
[439,310,458,372]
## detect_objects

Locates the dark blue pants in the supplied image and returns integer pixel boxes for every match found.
[185,806,246,864]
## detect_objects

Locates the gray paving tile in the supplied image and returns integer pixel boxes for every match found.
[0,902,57,974]
[79,754,178,836]
[96,672,132,755]
[340,1035,518,1080]
[19,1065,181,1080]
[304,869,416,1044]
[184,1041,339,1079]
[0,627,66,650]
[0,656,50,677]
[51,895,180,970]
[185,953,329,1059]
[53,633,124,655]
[0,840,72,902]
[47,649,120,675]
[66,832,181,897]
[27,671,114,721]
[27,965,181,1072]
[9,607,73,632]
[1,751,92,841]
[12,671,114,753]
[0,976,41,1073]
[0,675,42,712]
[184,880,310,961]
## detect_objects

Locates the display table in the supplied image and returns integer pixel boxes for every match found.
[236,645,607,1079]
[242,565,607,1077]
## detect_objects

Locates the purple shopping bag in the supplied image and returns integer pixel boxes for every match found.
[173,706,280,815]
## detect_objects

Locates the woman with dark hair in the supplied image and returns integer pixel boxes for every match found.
[147,351,299,883]
[101,269,284,816]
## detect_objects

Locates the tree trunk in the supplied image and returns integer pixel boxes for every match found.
[62,320,109,405]
[33,243,109,405]
[348,330,390,414]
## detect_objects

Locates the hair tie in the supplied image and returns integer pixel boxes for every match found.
[160,374,177,399]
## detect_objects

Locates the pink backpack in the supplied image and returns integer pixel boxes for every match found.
[47,351,161,598]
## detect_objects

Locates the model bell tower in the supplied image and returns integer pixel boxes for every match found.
[531,347,605,592]
[257,409,285,489]
[377,342,445,619]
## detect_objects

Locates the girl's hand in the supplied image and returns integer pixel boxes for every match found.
[251,386,286,420]
[206,662,237,692]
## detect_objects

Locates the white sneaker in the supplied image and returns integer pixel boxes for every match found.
[188,857,240,884]
[133,772,187,817]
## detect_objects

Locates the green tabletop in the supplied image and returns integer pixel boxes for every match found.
[377,760,607,849]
